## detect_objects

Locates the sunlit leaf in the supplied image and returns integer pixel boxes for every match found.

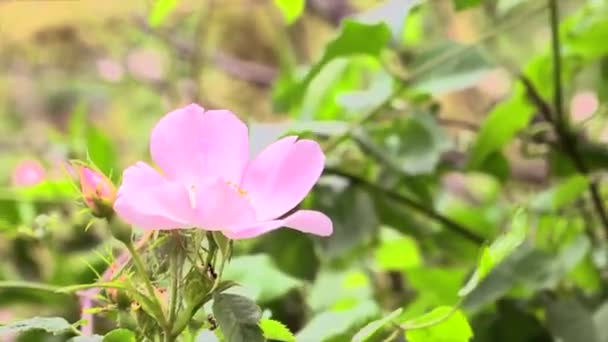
[404,307,473,342]
[259,319,295,342]
[273,0,305,25]
[148,0,180,27]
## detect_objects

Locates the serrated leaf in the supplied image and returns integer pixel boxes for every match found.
[0,317,71,336]
[212,293,264,342]
[273,0,305,25]
[404,307,473,342]
[352,308,402,342]
[259,319,295,342]
[104,328,136,342]
[223,254,302,303]
[149,0,180,27]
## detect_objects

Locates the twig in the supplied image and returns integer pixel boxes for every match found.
[325,167,484,244]
[548,0,608,235]
[322,2,549,153]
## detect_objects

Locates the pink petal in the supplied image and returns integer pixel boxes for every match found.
[241,137,325,221]
[193,179,256,230]
[224,210,332,239]
[114,162,194,230]
[150,104,249,185]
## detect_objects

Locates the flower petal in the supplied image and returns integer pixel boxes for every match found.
[241,137,325,221]
[150,104,249,185]
[224,210,332,239]
[114,162,194,230]
[193,179,257,231]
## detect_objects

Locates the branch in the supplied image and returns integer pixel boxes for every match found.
[324,167,485,245]
[548,0,608,235]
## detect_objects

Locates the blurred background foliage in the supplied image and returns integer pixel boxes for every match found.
[1,0,608,341]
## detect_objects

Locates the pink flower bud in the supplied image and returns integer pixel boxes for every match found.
[78,166,116,218]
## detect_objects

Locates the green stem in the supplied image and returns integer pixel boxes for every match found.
[125,241,168,329]
[0,281,64,294]
[208,241,232,294]
[167,234,181,339]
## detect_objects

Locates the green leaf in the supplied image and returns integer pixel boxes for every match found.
[86,126,117,176]
[352,308,402,342]
[404,307,473,342]
[453,0,482,11]
[411,42,493,95]
[273,0,305,25]
[274,20,391,111]
[212,293,264,342]
[531,175,589,211]
[296,300,380,342]
[546,297,599,342]
[459,209,527,296]
[259,319,295,342]
[223,254,302,303]
[374,228,421,270]
[104,328,137,342]
[0,317,71,336]
[468,85,535,168]
[594,301,608,342]
[148,0,180,27]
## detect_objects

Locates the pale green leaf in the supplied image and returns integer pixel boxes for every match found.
[352,308,402,342]
[259,319,295,342]
[0,317,71,336]
[404,307,473,342]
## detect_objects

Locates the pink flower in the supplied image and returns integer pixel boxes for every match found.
[78,166,116,217]
[11,160,45,187]
[114,104,332,239]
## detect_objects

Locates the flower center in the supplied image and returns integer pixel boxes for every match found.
[226,180,248,197]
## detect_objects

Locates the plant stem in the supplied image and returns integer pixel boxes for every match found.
[167,233,181,339]
[325,167,484,244]
[548,0,608,236]
[125,241,168,330]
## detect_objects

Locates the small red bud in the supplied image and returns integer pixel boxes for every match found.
[77,165,116,219]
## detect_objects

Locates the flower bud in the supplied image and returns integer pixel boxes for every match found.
[77,166,116,219]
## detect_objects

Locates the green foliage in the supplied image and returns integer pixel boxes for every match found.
[223,254,302,303]
[259,319,295,342]
[352,308,402,342]
[0,317,71,336]
[103,329,137,342]
[404,307,473,342]
[148,0,180,27]
[212,293,265,342]
[273,0,305,25]
[453,0,482,11]
[274,20,391,111]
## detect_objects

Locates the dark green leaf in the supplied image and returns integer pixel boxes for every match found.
[546,297,599,342]
[212,293,264,342]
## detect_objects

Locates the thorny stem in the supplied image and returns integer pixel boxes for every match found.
[167,233,181,340]
[125,240,168,330]
[548,0,608,236]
